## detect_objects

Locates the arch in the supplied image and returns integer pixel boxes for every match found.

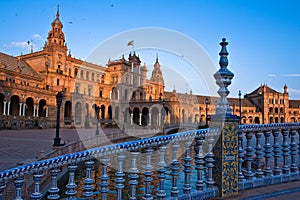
[291,117,296,123]
[242,116,247,124]
[161,106,169,125]
[108,105,112,120]
[200,114,205,123]
[254,117,260,124]
[269,117,274,123]
[0,93,4,115]
[151,107,159,127]
[25,97,34,116]
[280,117,284,123]
[194,114,200,124]
[10,95,20,116]
[269,107,273,113]
[38,99,47,117]
[75,102,82,124]
[133,107,140,125]
[248,116,253,124]
[275,117,279,123]
[64,101,72,121]
[100,105,105,119]
[142,107,149,126]
[275,107,279,114]
[280,107,284,113]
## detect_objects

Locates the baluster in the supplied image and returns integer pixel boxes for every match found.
[298,129,300,171]
[170,142,180,197]
[14,176,24,200]
[183,140,192,194]
[129,151,139,200]
[143,148,153,200]
[238,129,245,181]
[0,181,6,200]
[205,134,215,188]
[47,168,60,199]
[290,129,298,172]
[157,146,167,200]
[255,132,264,178]
[244,131,254,180]
[83,160,94,198]
[194,132,205,190]
[272,130,281,175]
[263,131,272,176]
[282,130,290,174]
[31,172,43,200]
[115,153,125,200]
[100,156,110,200]
[65,163,78,199]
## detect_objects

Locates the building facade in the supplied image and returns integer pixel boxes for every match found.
[0,9,299,129]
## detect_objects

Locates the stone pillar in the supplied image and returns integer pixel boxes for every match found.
[159,112,161,126]
[148,113,152,126]
[23,104,26,116]
[33,105,36,117]
[130,113,133,126]
[36,105,39,117]
[139,113,142,126]
[19,103,22,116]
[46,106,49,117]
[212,38,239,197]
[7,102,11,116]
[3,101,6,115]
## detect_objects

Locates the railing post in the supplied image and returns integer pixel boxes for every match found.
[290,129,298,172]
[0,181,6,200]
[282,129,290,174]
[170,142,179,198]
[83,160,94,198]
[263,131,272,176]
[31,172,43,200]
[65,163,78,199]
[14,176,24,200]
[143,148,153,200]
[115,153,125,200]
[194,131,205,191]
[182,140,192,194]
[47,168,60,200]
[211,37,239,197]
[157,146,167,200]
[255,132,264,178]
[238,129,245,181]
[129,151,139,200]
[244,131,254,180]
[272,130,282,175]
[100,156,110,200]
[298,129,300,171]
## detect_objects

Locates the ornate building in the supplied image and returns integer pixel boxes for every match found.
[0,8,299,130]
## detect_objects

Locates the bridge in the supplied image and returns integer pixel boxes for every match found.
[163,123,199,135]
[1,38,300,199]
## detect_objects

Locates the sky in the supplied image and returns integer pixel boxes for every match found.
[1,0,300,99]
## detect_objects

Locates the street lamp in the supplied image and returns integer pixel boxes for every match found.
[238,90,242,124]
[94,105,100,135]
[205,98,209,126]
[53,92,64,146]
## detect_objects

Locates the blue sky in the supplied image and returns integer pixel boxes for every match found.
[1,0,300,99]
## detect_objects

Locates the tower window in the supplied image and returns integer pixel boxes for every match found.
[57,79,60,85]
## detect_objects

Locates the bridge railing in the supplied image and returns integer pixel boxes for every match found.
[0,128,221,200]
[238,122,300,190]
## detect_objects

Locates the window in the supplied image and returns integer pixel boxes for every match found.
[86,71,89,80]
[75,86,79,93]
[80,70,84,79]
[57,79,60,85]
[74,68,78,77]
[91,73,94,81]
[99,87,103,97]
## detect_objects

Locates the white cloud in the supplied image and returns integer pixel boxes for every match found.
[282,74,300,77]
[32,34,44,41]
[11,41,31,49]
[267,74,277,77]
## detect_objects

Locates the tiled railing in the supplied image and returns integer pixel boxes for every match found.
[0,122,300,199]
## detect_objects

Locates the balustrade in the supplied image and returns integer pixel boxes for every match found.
[0,123,299,199]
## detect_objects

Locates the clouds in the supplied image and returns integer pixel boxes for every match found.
[268,74,300,77]
[2,34,44,53]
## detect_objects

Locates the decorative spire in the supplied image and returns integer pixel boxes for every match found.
[214,38,234,115]
[56,5,60,19]
[156,53,159,63]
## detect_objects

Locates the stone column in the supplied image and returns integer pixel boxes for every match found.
[7,102,11,116]
[148,113,152,126]
[46,106,49,117]
[19,103,22,116]
[33,105,36,117]
[130,113,133,126]
[36,105,39,117]
[22,104,26,116]
[3,101,6,115]
[158,112,161,126]
[139,113,142,126]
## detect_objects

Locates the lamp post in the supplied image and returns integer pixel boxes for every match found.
[238,90,242,124]
[53,92,63,146]
[205,98,209,126]
[94,105,100,135]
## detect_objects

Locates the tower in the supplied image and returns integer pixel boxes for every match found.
[150,55,164,99]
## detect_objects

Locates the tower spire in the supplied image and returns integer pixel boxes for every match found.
[56,5,60,19]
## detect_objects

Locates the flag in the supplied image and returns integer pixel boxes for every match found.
[127,40,134,46]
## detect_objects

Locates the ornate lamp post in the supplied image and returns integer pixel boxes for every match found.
[205,98,209,126]
[94,105,100,135]
[53,92,63,146]
[238,90,242,124]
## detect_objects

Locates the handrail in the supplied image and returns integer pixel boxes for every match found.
[239,122,300,132]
